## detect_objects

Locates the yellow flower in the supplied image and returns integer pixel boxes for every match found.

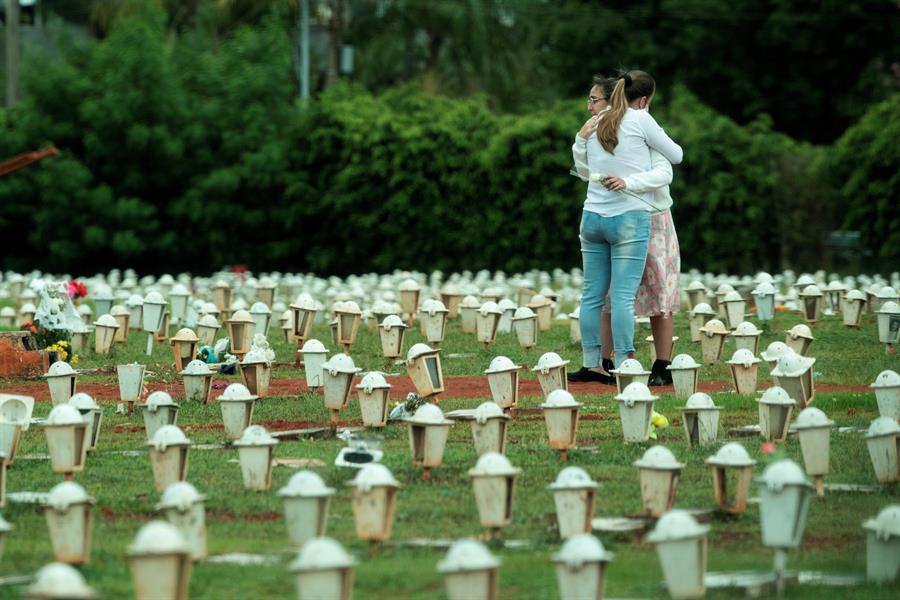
[57,340,69,347]
[71,355,79,365]
[651,411,669,429]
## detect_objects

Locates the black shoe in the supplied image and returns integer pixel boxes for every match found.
[602,358,615,373]
[567,366,616,384]
[648,359,673,387]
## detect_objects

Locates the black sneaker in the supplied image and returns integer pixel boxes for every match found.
[567,366,616,384]
[648,359,673,387]
[602,358,615,373]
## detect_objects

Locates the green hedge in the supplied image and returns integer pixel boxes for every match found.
[0,6,893,276]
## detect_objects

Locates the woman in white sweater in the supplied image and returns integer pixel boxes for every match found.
[568,72,682,383]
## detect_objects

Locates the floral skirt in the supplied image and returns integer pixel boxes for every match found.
[603,209,681,317]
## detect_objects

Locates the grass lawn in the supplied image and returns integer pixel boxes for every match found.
[1,304,898,598]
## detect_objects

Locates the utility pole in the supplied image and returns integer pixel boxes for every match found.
[5,0,20,109]
[299,0,309,100]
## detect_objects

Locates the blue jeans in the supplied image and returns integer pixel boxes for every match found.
[579,210,650,369]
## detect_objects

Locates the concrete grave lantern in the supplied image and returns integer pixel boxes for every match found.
[377,314,407,360]
[666,353,702,400]
[211,279,232,313]
[706,442,757,514]
[19,301,37,323]
[195,314,220,347]
[479,286,504,304]
[225,309,255,358]
[615,382,657,443]
[876,301,900,346]
[609,358,651,394]
[248,302,272,338]
[278,471,336,548]
[798,284,825,323]
[234,425,278,491]
[356,372,392,427]
[43,481,94,565]
[300,339,329,388]
[168,283,191,324]
[527,294,554,331]
[398,278,421,324]
[347,463,400,542]
[863,505,900,583]
[751,281,777,322]
[784,323,815,356]
[645,333,679,364]
[458,295,480,333]
[218,383,257,441]
[437,539,501,600]
[469,401,510,456]
[871,370,900,421]
[254,278,277,307]
[290,295,318,347]
[68,393,102,452]
[568,305,581,343]
[0,394,33,465]
[647,509,709,600]
[68,323,90,354]
[730,321,762,355]
[141,391,179,441]
[127,521,192,600]
[92,313,119,355]
[681,392,721,447]
[876,286,900,310]
[42,404,88,478]
[865,417,900,483]
[541,390,581,457]
[141,291,167,355]
[440,283,464,318]
[760,341,792,371]
[147,425,192,493]
[484,356,521,412]
[281,309,294,342]
[116,363,145,413]
[157,482,207,561]
[634,446,684,517]
[469,452,521,530]
[794,407,833,496]
[290,537,357,600]
[688,302,716,342]
[726,348,762,395]
[757,386,796,442]
[511,306,538,348]
[549,466,598,539]
[698,319,729,364]
[842,289,867,327]
[76,303,93,327]
[476,301,503,346]
[553,533,614,600]
[43,360,77,407]
[418,298,449,345]
[405,403,453,471]
[92,286,114,318]
[321,353,362,417]
[721,290,747,330]
[406,343,444,398]
[824,280,846,314]
[713,283,735,319]
[179,359,214,404]
[334,300,362,352]
[771,352,816,409]
[169,328,199,373]
[125,293,144,331]
[685,280,709,310]
[239,348,272,397]
[532,352,570,397]
[26,563,96,600]
[497,298,517,334]
[517,281,537,306]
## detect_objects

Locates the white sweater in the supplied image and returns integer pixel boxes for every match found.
[572,141,674,212]
[572,108,681,216]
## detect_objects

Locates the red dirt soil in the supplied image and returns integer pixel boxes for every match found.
[0,375,871,404]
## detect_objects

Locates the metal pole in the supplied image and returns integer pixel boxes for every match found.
[300,0,310,100]
[6,0,20,108]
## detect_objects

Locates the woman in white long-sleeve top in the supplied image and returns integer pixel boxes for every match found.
[568,71,683,383]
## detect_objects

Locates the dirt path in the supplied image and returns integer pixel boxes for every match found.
[0,375,872,404]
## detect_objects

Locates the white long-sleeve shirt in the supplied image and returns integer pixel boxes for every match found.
[572,108,681,216]
[572,141,674,211]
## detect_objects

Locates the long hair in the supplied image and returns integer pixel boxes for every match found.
[595,70,656,153]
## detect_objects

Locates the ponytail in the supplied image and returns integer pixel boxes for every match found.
[595,74,631,153]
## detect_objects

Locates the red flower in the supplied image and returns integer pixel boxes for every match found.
[760,442,776,455]
[67,280,88,299]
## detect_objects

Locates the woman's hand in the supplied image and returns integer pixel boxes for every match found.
[602,176,626,191]
[577,115,600,139]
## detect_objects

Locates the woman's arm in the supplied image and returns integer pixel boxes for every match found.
[636,110,683,165]
[623,149,673,192]
[572,135,590,181]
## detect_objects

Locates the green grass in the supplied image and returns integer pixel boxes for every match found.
[1,307,899,598]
